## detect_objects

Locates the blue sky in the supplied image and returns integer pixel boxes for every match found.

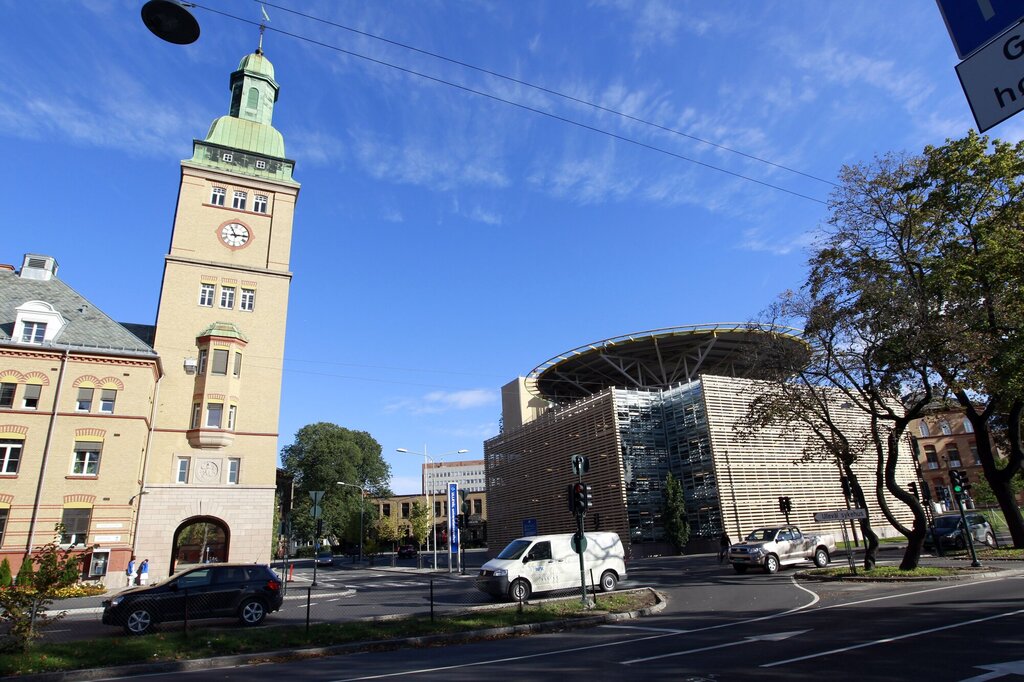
[3,1,1021,494]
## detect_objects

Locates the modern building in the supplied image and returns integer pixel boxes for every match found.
[484,325,916,558]
[423,459,487,495]
[0,45,299,585]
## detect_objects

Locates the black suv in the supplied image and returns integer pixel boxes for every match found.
[102,563,284,635]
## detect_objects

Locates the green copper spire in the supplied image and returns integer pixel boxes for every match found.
[185,49,297,185]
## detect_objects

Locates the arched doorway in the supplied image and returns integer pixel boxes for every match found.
[171,516,230,574]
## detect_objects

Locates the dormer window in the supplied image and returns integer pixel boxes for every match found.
[222,153,233,163]
[21,322,46,344]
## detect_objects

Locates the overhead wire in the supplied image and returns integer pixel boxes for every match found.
[254,0,838,189]
[191,3,829,205]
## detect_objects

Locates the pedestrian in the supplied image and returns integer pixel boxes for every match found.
[139,559,150,585]
[718,531,732,564]
[125,557,136,586]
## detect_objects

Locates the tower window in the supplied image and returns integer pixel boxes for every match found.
[206,403,224,428]
[222,153,233,163]
[210,187,226,206]
[232,191,247,210]
[212,349,229,375]
[253,195,268,213]
[240,288,255,311]
[199,283,215,306]
[220,286,235,309]
[246,87,260,110]
[21,322,46,344]
[255,160,267,170]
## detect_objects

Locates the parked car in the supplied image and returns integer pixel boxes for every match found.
[728,526,836,574]
[925,513,996,551]
[101,563,283,635]
[397,544,418,559]
[315,549,335,566]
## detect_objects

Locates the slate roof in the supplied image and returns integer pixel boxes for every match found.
[0,267,157,357]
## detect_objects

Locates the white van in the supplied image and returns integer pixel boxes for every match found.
[475,532,627,601]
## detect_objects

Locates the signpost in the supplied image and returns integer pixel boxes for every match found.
[309,490,325,587]
[936,0,1024,59]
[937,0,1024,132]
[448,482,459,574]
[955,25,1024,133]
[814,507,866,576]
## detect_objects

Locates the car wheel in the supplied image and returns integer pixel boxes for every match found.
[955,536,966,550]
[733,564,747,574]
[765,554,780,574]
[238,598,267,626]
[814,548,830,568]
[985,532,996,548]
[509,578,531,602]
[124,607,155,635]
[599,570,618,593]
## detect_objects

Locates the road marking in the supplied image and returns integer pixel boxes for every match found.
[624,630,809,664]
[961,659,1024,682]
[600,625,688,634]
[761,608,1024,668]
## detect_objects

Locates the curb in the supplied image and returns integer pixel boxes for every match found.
[10,588,666,682]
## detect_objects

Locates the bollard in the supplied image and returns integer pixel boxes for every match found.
[288,563,295,582]
[306,585,312,635]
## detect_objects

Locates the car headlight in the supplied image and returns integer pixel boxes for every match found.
[109,596,123,607]
[748,547,765,556]
[492,568,507,577]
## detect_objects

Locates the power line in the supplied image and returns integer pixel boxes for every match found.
[255,0,838,188]
[193,4,828,205]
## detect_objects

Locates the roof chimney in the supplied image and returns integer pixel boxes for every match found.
[20,254,58,281]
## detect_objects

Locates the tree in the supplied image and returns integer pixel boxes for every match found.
[968,468,1024,508]
[15,556,34,587]
[374,512,402,566]
[0,558,11,588]
[409,501,431,564]
[662,473,689,554]
[0,526,82,652]
[281,423,392,543]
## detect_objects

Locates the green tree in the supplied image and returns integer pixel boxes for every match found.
[281,423,392,543]
[0,526,82,652]
[15,556,34,587]
[0,558,11,587]
[662,473,689,554]
[969,468,1024,507]
[374,512,402,566]
[409,501,431,562]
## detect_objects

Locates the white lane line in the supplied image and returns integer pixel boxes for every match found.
[600,625,688,634]
[625,630,810,665]
[761,607,1024,668]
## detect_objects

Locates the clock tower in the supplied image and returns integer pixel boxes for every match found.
[138,47,300,576]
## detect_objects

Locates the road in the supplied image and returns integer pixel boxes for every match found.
[66,551,1024,681]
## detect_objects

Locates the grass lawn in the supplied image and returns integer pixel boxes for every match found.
[0,590,657,676]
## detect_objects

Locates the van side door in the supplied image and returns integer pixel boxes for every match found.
[524,541,557,591]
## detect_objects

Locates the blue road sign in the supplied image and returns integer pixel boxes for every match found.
[448,482,459,551]
[937,0,1024,59]
[522,518,538,536]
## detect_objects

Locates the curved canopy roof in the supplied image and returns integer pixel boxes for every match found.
[528,323,807,403]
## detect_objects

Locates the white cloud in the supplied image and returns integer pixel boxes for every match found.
[385,389,498,415]
[354,134,510,192]
[738,228,817,256]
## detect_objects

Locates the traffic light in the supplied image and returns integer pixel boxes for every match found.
[462,498,471,516]
[950,469,967,497]
[921,481,932,502]
[566,484,577,514]
[315,518,324,536]
[573,483,588,514]
[583,483,594,511]
[908,481,918,499]
[778,496,792,514]
[456,514,465,529]
[840,476,852,500]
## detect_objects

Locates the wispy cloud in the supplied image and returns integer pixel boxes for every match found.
[354,134,510,191]
[738,228,817,256]
[385,389,498,415]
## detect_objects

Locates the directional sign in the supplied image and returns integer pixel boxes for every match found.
[309,490,325,505]
[310,504,322,519]
[813,508,867,522]
[956,24,1024,132]
[448,482,459,552]
[937,0,1024,59]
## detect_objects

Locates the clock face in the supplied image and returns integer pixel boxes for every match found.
[220,223,250,247]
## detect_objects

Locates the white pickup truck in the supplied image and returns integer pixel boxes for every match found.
[727,526,836,574]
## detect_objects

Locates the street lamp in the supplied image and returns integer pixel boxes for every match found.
[336,481,366,564]
[396,446,469,570]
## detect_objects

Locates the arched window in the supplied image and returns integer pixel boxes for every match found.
[246,87,259,110]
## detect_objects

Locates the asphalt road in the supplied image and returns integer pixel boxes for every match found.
[66,551,1024,681]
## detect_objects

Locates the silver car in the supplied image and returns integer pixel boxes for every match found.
[925,513,996,550]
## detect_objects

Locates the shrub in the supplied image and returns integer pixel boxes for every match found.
[14,557,34,587]
[0,559,11,588]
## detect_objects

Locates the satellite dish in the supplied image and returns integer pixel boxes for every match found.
[141,0,201,45]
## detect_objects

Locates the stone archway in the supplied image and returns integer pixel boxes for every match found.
[171,516,230,574]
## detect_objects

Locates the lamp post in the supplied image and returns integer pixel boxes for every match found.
[396,447,469,570]
[336,481,366,564]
